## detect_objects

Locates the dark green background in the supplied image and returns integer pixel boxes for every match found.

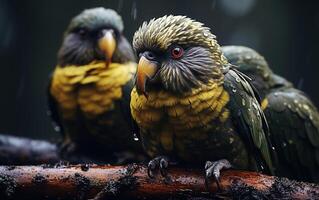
[0,0,318,140]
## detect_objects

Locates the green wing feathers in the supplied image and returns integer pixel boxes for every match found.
[264,88,319,181]
[224,68,275,174]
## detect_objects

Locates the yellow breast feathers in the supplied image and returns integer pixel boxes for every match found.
[130,81,230,132]
[51,61,136,119]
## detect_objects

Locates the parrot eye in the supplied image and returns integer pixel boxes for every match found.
[77,28,88,37]
[171,46,184,59]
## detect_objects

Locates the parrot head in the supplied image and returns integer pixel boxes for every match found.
[221,46,291,98]
[58,7,135,66]
[221,46,273,82]
[133,15,226,96]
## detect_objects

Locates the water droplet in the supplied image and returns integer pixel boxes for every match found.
[264,72,270,78]
[282,142,287,147]
[235,77,240,82]
[117,0,124,12]
[274,92,279,97]
[131,1,137,20]
[203,32,209,37]
[54,126,61,132]
[242,99,246,106]
[232,88,237,93]
[288,104,292,109]
[283,102,287,106]
[133,133,139,141]
[294,99,298,104]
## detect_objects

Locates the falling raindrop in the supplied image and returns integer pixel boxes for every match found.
[133,133,139,141]
[211,0,217,10]
[131,1,137,21]
[117,0,124,13]
[297,78,304,90]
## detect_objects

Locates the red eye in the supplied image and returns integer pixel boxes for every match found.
[171,46,184,59]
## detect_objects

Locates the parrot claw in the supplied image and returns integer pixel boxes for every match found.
[147,156,170,178]
[204,159,232,191]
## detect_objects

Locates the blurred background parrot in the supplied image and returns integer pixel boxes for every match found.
[48,7,143,163]
[222,46,319,183]
[130,15,276,183]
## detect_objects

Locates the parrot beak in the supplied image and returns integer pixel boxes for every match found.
[136,56,159,96]
[98,29,116,66]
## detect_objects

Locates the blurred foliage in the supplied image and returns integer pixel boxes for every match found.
[0,0,318,139]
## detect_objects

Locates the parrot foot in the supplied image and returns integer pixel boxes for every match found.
[147,156,170,178]
[204,159,232,190]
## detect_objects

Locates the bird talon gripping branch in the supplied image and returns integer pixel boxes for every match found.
[147,156,170,178]
[204,159,232,191]
[130,15,276,192]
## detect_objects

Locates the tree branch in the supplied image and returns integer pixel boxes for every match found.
[0,134,59,165]
[0,134,104,165]
[0,164,318,200]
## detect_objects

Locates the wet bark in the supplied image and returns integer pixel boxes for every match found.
[0,164,318,200]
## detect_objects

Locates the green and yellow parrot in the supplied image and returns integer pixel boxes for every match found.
[48,7,142,162]
[222,45,319,182]
[130,15,276,184]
